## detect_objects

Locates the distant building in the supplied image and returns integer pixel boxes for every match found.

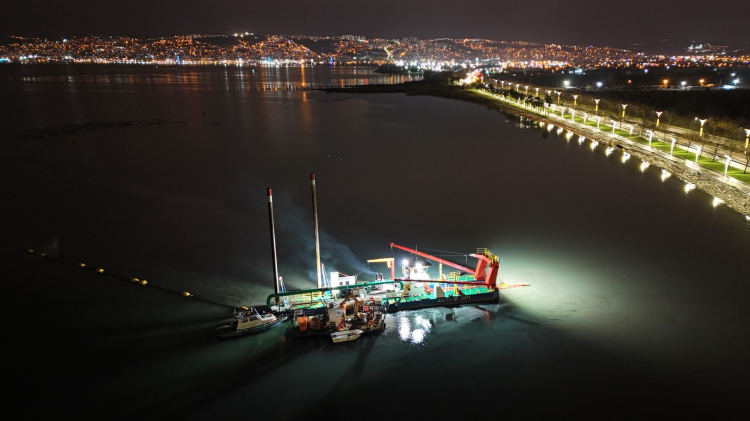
[686,42,727,55]
[342,35,366,42]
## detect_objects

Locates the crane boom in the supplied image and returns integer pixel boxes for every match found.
[390,243,475,274]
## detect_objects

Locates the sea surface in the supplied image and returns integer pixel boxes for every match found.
[2,64,750,418]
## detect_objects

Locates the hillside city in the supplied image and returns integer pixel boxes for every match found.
[1,33,747,70]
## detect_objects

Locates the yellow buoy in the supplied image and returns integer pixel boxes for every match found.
[140,280,148,285]
[182,292,191,297]
[96,268,104,273]
[79,263,86,268]
[130,278,140,283]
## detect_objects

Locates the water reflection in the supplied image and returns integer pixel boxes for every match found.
[13,66,422,92]
[396,313,433,345]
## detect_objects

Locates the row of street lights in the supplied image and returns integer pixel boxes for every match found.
[491,81,744,182]
[524,81,718,139]
[495,81,746,151]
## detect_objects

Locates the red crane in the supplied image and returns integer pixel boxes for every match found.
[389,243,500,287]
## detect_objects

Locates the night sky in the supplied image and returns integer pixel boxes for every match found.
[3,0,748,53]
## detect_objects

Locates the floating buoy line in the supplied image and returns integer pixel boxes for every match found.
[5,241,212,304]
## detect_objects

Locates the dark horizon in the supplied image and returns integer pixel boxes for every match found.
[2,0,748,54]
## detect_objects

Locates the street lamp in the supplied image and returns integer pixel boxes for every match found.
[621,103,628,119]
[663,79,669,88]
[725,155,731,176]
[561,106,566,117]
[515,83,520,91]
[699,118,707,137]
[681,81,687,88]
[556,91,561,104]
[524,85,529,95]
[594,98,600,114]
[694,146,701,163]
[583,112,588,124]
[535,87,539,96]
[626,124,634,137]
[646,130,654,147]
[595,116,602,130]
[699,79,705,86]
[573,94,578,107]
[745,129,750,150]
[571,110,575,120]
[563,80,569,87]
[611,120,617,134]
[655,111,663,127]
[670,137,676,155]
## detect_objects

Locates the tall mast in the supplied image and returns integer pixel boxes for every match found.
[267,188,280,304]
[311,173,322,289]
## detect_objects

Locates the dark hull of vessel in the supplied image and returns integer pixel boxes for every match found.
[215,315,288,338]
[384,290,499,312]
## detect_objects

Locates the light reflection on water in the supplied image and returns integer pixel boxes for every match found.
[12,66,422,91]
[396,313,433,345]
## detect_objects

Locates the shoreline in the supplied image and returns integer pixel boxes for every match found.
[322,83,750,218]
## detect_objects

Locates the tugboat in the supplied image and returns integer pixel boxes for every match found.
[216,306,287,338]
[289,292,387,340]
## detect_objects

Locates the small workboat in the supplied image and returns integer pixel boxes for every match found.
[331,329,363,343]
[216,306,287,338]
